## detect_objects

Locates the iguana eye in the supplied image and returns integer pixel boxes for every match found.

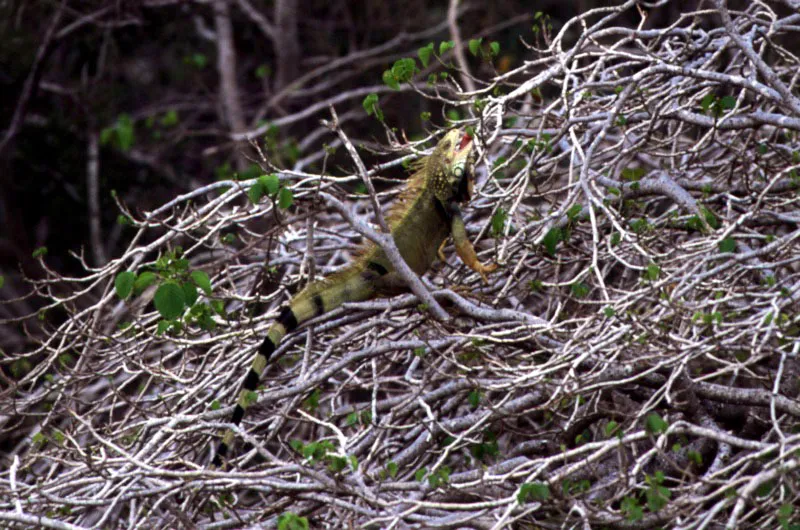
[453,166,463,178]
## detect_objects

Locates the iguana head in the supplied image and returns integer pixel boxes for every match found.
[429,129,476,204]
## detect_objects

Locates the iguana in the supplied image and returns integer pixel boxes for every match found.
[212,128,496,467]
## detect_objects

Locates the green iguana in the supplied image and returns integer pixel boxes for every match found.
[213,129,496,466]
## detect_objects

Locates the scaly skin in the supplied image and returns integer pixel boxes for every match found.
[212,129,496,467]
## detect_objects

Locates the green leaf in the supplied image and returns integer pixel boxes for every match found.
[190,53,207,69]
[255,64,270,79]
[210,400,221,411]
[156,320,170,335]
[571,282,589,298]
[621,496,644,521]
[604,420,619,437]
[719,237,736,253]
[414,468,427,482]
[115,272,135,299]
[489,41,500,57]
[418,43,434,68]
[468,38,482,56]
[277,512,309,530]
[603,306,615,318]
[243,390,258,407]
[362,93,379,117]
[720,95,736,110]
[0,275,4,289]
[700,93,715,112]
[387,461,398,478]
[115,114,134,152]
[468,389,481,408]
[645,412,668,434]
[153,281,186,320]
[391,58,417,83]
[257,174,279,195]
[248,182,264,204]
[278,187,294,209]
[382,69,399,90]
[491,207,507,237]
[182,281,198,306]
[133,271,157,296]
[32,246,48,258]
[646,263,660,281]
[542,227,562,257]
[191,270,212,295]
[439,40,454,55]
[518,482,550,504]
[566,203,582,221]
[160,110,178,127]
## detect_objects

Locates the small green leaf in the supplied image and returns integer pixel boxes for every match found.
[719,95,736,110]
[210,400,221,411]
[362,93,379,115]
[391,58,417,83]
[646,263,660,281]
[153,281,186,320]
[277,512,309,530]
[603,306,615,318]
[243,390,258,407]
[468,389,481,408]
[182,281,198,306]
[255,64,270,79]
[571,282,589,298]
[32,246,48,258]
[133,271,157,296]
[0,275,4,289]
[518,482,550,504]
[645,412,668,434]
[700,93,715,112]
[115,272,135,299]
[382,70,400,90]
[278,187,294,209]
[468,38,482,56]
[542,227,562,257]
[160,110,178,127]
[491,207,507,237]
[418,43,434,68]
[621,496,644,521]
[115,114,134,152]
[604,420,619,437]
[259,174,280,195]
[387,461,398,478]
[414,468,427,482]
[566,203,582,221]
[489,41,500,57]
[248,182,264,204]
[190,53,207,69]
[191,270,212,295]
[719,237,736,253]
[439,40,454,55]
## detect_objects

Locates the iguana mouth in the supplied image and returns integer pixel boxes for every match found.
[458,130,472,151]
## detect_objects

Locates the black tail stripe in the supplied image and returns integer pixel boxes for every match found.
[312,294,325,316]
[259,336,276,358]
[367,261,388,276]
[277,307,298,332]
[213,444,227,466]
[243,370,259,391]
[231,404,245,425]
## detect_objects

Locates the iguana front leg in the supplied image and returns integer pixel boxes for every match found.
[446,201,497,284]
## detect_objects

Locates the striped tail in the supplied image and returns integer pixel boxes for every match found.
[211,264,383,467]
